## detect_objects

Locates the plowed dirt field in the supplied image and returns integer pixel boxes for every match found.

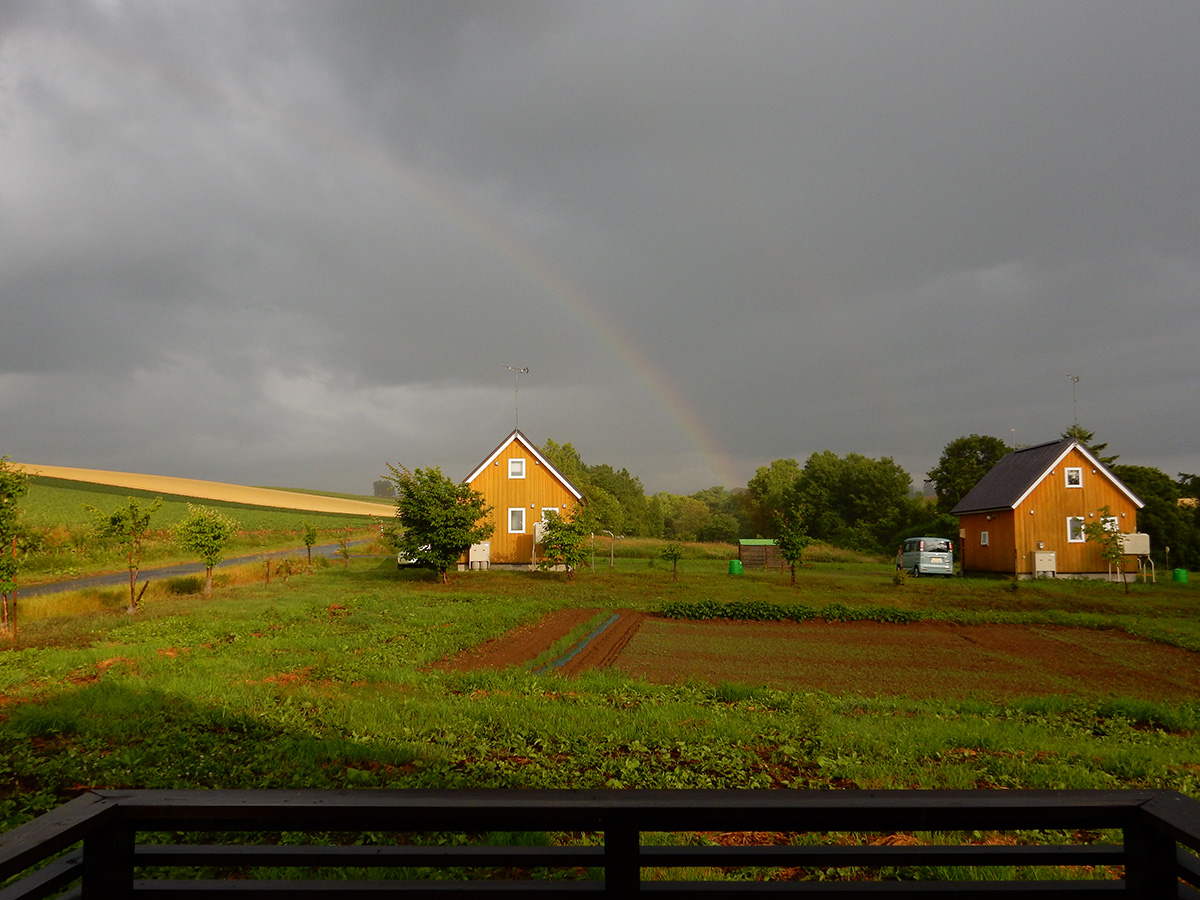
[434,611,1200,701]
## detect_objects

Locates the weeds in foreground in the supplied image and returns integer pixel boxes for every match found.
[0,559,1197,835]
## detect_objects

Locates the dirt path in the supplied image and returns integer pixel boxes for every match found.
[557,611,646,676]
[432,609,647,675]
[429,608,602,672]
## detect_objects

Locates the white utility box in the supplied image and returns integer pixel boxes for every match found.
[468,541,491,569]
[1120,533,1150,556]
[1032,551,1056,577]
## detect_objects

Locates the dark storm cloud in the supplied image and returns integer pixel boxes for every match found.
[2,1,1197,492]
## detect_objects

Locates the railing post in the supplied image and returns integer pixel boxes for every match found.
[1124,816,1177,899]
[81,822,134,899]
[604,822,640,897]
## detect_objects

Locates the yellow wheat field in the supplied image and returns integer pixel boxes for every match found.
[15,463,393,517]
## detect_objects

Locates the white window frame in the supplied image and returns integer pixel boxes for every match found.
[1064,467,1083,488]
[508,458,526,479]
[508,507,526,534]
[1102,516,1119,533]
[980,531,989,547]
[1067,516,1085,543]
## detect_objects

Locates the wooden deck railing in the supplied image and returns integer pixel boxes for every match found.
[2,789,1199,898]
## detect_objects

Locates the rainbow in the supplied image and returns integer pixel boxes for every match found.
[339,142,744,490]
[117,55,744,489]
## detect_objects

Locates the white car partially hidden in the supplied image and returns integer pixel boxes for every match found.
[397,546,430,569]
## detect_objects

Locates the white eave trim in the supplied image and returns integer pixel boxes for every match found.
[463,430,585,501]
[1010,441,1144,511]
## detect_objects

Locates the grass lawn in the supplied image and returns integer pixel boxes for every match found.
[2,555,1198,836]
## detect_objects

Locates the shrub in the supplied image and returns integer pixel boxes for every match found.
[164,576,204,596]
[659,599,922,625]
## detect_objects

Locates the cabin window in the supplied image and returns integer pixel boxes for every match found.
[1102,516,1119,532]
[980,531,989,547]
[1064,467,1082,488]
[509,458,526,479]
[1067,516,1085,542]
[508,508,525,533]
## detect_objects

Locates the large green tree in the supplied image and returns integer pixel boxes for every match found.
[383,465,493,583]
[173,504,241,596]
[539,439,659,537]
[790,451,913,553]
[926,434,1011,513]
[1112,464,1200,568]
[745,458,801,538]
[0,458,30,632]
[656,493,712,542]
[691,485,750,542]
[86,496,163,613]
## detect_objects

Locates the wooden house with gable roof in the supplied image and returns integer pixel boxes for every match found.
[951,438,1144,578]
[461,429,584,569]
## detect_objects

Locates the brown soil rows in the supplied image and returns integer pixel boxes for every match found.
[429,608,602,672]
[434,610,1200,701]
[557,611,646,676]
[432,609,646,675]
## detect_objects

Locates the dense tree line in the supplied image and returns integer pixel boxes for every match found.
[538,426,1200,566]
[540,439,950,555]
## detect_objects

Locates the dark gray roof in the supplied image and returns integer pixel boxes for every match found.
[950,438,1074,515]
[951,437,1144,514]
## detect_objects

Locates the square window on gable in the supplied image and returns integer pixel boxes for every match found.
[1065,467,1082,488]
[509,458,526,479]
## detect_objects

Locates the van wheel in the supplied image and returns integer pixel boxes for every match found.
[911,567,920,578]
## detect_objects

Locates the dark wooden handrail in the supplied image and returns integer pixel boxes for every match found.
[1,789,1198,898]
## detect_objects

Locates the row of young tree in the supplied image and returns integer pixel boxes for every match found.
[534,428,1200,566]
[0,457,333,631]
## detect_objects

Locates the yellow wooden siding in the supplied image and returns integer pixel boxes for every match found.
[960,447,1138,575]
[466,440,580,565]
[1012,448,1138,575]
[958,512,1017,573]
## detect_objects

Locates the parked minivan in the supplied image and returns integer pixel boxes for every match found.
[897,536,954,577]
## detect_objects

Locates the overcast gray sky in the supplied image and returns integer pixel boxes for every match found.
[3,1,1198,496]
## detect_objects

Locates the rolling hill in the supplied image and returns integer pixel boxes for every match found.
[14,464,393,517]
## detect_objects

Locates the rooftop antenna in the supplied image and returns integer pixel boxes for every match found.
[1066,374,1080,426]
[502,365,528,429]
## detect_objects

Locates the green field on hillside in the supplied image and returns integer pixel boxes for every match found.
[2,557,1197,838]
[16,477,387,583]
